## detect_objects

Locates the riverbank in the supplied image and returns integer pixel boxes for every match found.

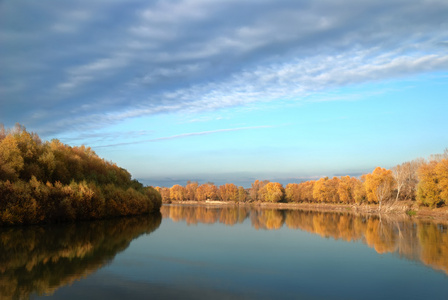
[165,200,448,220]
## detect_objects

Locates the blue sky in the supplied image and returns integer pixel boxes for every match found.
[1,0,447,187]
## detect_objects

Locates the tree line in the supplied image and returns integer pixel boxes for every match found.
[155,149,448,208]
[0,123,161,225]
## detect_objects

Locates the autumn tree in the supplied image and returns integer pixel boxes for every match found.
[437,159,448,204]
[417,160,446,207]
[298,180,315,202]
[0,135,24,181]
[285,183,300,203]
[249,180,269,201]
[313,177,327,203]
[258,182,285,203]
[238,186,248,202]
[327,177,340,203]
[0,124,6,140]
[11,124,42,181]
[364,167,395,209]
[170,184,186,201]
[218,183,238,202]
[353,176,367,204]
[0,124,162,225]
[392,160,422,201]
[196,182,218,201]
[313,177,339,203]
[155,187,171,202]
[338,176,357,204]
[416,149,448,207]
[185,181,198,200]
[404,159,424,200]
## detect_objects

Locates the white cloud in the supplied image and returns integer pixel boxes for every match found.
[94,125,272,148]
[1,0,448,134]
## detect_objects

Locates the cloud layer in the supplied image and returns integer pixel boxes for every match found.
[1,0,448,135]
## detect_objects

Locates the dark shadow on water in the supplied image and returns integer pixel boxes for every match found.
[0,213,161,300]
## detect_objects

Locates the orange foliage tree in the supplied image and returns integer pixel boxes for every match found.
[0,135,24,181]
[285,183,300,202]
[238,186,248,202]
[299,180,315,202]
[417,159,448,207]
[353,175,367,204]
[196,182,218,201]
[337,176,359,204]
[170,184,186,201]
[437,159,448,204]
[249,180,269,201]
[185,181,198,200]
[258,182,285,202]
[0,124,161,225]
[313,177,340,203]
[155,187,171,202]
[218,183,238,202]
[364,167,395,208]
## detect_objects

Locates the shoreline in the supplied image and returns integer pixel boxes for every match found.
[164,200,448,221]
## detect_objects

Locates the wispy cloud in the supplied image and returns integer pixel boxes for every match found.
[60,130,154,144]
[94,125,272,148]
[1,0,448,135]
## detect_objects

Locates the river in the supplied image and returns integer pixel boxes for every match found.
[1,204,447,299]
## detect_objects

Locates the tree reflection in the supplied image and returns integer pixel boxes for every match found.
[161,205,248,226]
[162,204,448,275]
[0,213,161,299]
[251,209,284,230]
[418,222,448,274]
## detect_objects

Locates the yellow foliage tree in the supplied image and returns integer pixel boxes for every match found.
[299,180,315,202]
[353,176,367,204]
[313,177,328,203]
[338,176,355,204]
[196,183,218,201]
[313,177,339,203]
[364,167,395,209]
[185,181,198,201]
[170,184,186,201]
[250,180,268,201]
[417,159,447,207]
[259,182,284,202]
[0,135,24,181]
[238,186,247,202]
[436,159,448,204]
[285,183,300,202]
[218,183,238,202]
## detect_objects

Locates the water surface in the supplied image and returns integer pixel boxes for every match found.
[1,205,448,299]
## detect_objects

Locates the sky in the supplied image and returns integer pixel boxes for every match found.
[1,0,447,187]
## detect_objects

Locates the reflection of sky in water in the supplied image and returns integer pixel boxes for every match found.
[41,210,448,300]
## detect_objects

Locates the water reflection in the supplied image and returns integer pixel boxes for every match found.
[161,205,448,275]
[0,213,161,300]
[166,205,248,226]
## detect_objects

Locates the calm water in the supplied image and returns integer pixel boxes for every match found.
[1,205,448,299]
